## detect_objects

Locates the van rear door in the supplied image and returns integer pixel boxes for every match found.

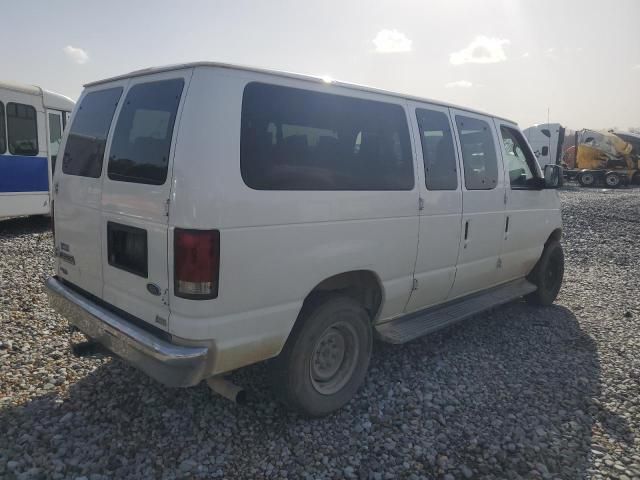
[54,86,124,297]
[99,70,190,331]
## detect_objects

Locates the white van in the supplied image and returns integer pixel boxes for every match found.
[46,62,564,416]
[0,81,74,220]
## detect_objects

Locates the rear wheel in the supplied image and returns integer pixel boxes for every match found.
[526,241,564,306]
[578,172,595,187]
[604,172,621,188]
[271,295,372,417]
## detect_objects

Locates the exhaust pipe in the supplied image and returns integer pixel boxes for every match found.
[71,340,107,357]
[206,377,246,404]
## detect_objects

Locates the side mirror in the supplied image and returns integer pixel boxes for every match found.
[543,164,563,188]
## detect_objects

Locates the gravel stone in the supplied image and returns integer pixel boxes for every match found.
[1,186,640,479]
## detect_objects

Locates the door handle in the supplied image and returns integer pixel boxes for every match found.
[505,216,510,233]
[464,220,470,240]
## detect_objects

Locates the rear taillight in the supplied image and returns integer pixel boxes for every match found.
[174,229,220,299]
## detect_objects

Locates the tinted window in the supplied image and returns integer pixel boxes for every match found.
[49,113,62,143]
[541,129,551,138]
[7,103,38,156]
[108,79,184,185]
[241,82,414,190]
[416,108,457,190]
[0,102,5,154]
[455,115,498,190]
[62,87,123,177]
[500,126,539,188]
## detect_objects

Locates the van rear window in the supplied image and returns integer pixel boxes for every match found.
[62,87,122,177]
[107,79,184,185]
[241,82,414,191]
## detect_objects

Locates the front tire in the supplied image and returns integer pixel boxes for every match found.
[271,295,372,417]
[526,241,564,306]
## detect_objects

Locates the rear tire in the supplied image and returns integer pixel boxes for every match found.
[271,295,372,417]
[578,172,595,187]
[604,172,621,188]
[526,241,564,306]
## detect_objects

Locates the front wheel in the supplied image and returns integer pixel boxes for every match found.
[271,295,372,417]
[526,241,564,306]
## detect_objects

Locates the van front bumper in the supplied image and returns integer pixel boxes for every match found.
[45,276,209,387]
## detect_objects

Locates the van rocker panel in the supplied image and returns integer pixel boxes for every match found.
[45,276,209,387]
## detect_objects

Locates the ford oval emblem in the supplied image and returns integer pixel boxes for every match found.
[146,283,161,296]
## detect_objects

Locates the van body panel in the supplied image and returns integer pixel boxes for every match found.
[448,108,508,299]
[53,82,127,296]
[100,69,192,330]
[404,101,463,312]
[168,66,419,341]
[495,119,562,280]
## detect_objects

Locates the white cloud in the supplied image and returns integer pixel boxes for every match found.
[63,45,89,64]
[372,29,412,53]
[633,64,640,70]
[522,52,530,58]
[450,36,510,65]
[445,80,473,88]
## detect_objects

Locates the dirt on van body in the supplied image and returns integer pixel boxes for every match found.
[1,185,639,480]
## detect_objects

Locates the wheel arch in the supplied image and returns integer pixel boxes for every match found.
[545,228,562,246]
[299,270,384,324]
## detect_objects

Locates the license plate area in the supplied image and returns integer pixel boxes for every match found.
[107,222,148,278]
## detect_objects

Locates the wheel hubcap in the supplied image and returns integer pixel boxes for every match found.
[310,321,359,395]
[606,175,619,186]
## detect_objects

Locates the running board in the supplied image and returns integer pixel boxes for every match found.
[376,279,537,344]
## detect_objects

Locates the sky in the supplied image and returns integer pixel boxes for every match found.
[3,0,639,131]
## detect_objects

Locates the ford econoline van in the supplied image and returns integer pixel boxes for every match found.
[46,62,564,416]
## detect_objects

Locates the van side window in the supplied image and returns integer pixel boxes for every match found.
[7,103,38,156]
[415,108,457,190]
[500,126,539,189]
[62,87,123,177]
[241,82,414,191]
[455,115,498,190]
[108,79,184,185]
[0,102,5,154]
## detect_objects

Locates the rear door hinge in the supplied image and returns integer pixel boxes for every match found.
[418,197,425,211]
[412,278,419,291]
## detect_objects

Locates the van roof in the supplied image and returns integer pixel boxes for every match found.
[84,61,517,125]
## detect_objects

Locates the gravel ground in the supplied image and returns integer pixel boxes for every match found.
[1,186,639,480]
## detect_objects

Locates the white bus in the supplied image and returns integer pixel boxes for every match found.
[0,81,75,220]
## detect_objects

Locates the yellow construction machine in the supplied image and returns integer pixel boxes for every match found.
[566,129,640,187]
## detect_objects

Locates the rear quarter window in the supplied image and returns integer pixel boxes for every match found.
[240,82,414,191]
[107,78,184,185]
[62,87,123,177]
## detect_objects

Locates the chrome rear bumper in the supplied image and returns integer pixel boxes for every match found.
[45,276,209,387]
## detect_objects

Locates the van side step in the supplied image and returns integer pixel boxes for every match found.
[375,279,537,344]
